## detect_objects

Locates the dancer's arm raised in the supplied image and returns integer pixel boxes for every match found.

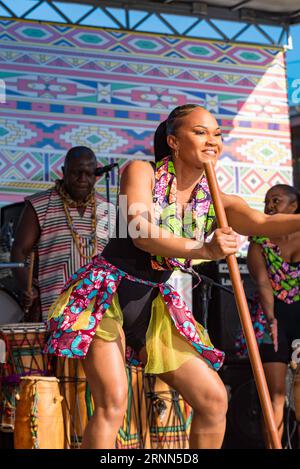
[222,193,300,237]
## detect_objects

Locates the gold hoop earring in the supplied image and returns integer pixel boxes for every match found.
[174,148,179,159]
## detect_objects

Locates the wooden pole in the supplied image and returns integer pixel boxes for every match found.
[204,161,282,449]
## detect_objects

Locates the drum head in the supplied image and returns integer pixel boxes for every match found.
[0,288,24,324]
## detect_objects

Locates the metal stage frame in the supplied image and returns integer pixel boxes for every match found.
[0,0,299,46]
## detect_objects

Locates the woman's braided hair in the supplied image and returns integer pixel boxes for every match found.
[154,104,199,162]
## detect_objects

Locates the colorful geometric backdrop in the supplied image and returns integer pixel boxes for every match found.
[0,19,292,209]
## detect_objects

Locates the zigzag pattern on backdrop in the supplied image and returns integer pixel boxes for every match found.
[0,21,284,64]
[0,118,291,162]
[1,79,289,120]
[0,20,292,208]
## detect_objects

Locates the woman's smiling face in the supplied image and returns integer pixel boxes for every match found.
[166,107,223,169]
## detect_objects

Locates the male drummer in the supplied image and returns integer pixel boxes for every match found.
[11,146,107,322]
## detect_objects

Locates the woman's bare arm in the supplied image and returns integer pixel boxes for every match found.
[247,241,278,351]
[222,193,300,237]
[247,241,274,321]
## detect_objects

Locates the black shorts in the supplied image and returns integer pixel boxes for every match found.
[260,299,300,364]
[117,278,159,352]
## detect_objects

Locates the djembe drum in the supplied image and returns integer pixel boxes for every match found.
[116,365,149,449]
[116,370,192,449]
[55,357,89,449]
[55,360,149,449]
[116,369,192,449]
[144,374,192,449]
[54,361,191,449]
[0,323,50,432]
[14,376,64,449]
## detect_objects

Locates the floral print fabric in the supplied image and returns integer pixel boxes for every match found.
[252,236,300,303]
[235,294,267,357]
[151,156,215,271]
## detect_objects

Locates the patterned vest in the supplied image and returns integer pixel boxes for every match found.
[27,188,107,320]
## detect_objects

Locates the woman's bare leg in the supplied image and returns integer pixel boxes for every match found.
[81,332,128,449]
[139,348,227,449]
[262,362,287,447]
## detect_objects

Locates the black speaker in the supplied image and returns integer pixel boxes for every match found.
[0,201,24,228]
[192,259,256,357]
[192,261,265,448]
[0,202,25,250]
[220,359,264,449]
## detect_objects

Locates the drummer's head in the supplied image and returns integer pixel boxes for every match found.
[264,184,300,215]
[62,146,97,201]
[154,104,223,167]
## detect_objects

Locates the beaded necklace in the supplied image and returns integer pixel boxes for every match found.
[55,180,97,260]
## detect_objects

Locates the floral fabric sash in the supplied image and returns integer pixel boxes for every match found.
[44,256,224,371]
[151,156,215,271]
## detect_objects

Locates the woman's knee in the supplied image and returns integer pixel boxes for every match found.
[193,382,228,424]
[93,386,128,421]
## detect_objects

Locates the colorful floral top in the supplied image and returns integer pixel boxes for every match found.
[151,156,215,271]
[252,236,300,303]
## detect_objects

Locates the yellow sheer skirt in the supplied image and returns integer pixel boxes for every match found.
[95,292,213,374]
[48,283,215,374]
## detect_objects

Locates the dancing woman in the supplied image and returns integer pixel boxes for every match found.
[45,105,300,449]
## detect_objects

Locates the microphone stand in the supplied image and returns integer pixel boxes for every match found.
[196,272,253,329]
[105,170,111,239]
[0,262,25,268]
[199,275,213,330]
[97,163,118,240]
